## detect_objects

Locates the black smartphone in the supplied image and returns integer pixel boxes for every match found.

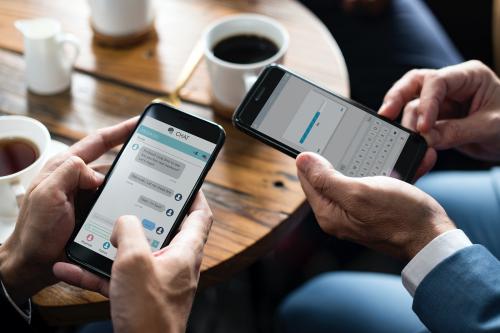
[233,65,427,182]
[67,103,225,278]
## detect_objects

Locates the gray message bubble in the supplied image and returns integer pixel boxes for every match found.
[135,147,185,179]
[128,172,174,197]
[90,213,114,227]
[138,195,165,212]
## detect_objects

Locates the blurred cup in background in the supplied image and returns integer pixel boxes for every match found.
[88,0,154,47]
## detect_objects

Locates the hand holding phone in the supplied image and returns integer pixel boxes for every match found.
[67,103,225,278]
[0,119,137,304]
[233,65,427,182]
[295,151,455,260]
[55,192,213,333]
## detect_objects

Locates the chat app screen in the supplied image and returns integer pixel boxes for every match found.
[252,74,410,177]
[74,116,216,259]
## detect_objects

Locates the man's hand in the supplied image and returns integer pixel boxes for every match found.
[53,192,213,333]
[297,152,455,260]
[379,60,500,166]
[0,118,137,304]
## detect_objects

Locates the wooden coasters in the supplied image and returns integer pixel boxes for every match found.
[91,22,155,48]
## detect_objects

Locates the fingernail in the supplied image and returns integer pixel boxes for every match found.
[379,100,390,111]
[417,117,425,131]
[296,154,312,173]
[94,171,105,182]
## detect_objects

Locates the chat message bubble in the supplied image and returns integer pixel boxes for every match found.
[138,195,166,212]
[128,172,174,197]
[135,147,185,179]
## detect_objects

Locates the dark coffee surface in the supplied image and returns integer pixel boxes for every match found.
[213,34,279,64]
[0,137,39,177]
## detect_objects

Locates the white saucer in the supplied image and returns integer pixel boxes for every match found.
[0,139,69,243]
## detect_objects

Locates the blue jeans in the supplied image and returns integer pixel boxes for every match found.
[278,169,500,333]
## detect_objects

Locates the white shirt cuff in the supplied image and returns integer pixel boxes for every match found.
[402,229,472,297]
[1,278,31,324]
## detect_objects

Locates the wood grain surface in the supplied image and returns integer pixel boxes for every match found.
[0,0,350,106]
[0,48,309,325]
[0,0,349,326]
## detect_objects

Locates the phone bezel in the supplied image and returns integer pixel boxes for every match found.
[233,64,427,182]
[66,103,225,278]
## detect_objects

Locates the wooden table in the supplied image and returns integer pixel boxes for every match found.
[0,0,349,326]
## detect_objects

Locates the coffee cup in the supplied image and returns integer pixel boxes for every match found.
[0,116,51,217]
[203,14,289,118]
[88,0,154,46]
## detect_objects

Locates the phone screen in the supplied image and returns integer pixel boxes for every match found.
[73,115,217,260]
[250,72,411,177]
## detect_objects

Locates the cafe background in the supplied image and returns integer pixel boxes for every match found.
[0,0,498,332]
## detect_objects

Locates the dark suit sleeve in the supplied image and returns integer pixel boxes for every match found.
[413,244,500,333]
[0,285,33,333]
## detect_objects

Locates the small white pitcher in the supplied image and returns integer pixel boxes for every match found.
[15,18,80,95]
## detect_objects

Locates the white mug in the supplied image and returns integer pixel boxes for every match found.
[0,116,51,217]
[203,14,289,118]
[88,0,154,37]
[15,18,80,95]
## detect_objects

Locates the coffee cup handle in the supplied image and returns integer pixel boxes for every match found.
[244,74,258,93]
[10,181,25,208]
[57,33,80,70]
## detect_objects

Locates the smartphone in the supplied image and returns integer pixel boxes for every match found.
[67,103,225,278]
[233,65,427,182]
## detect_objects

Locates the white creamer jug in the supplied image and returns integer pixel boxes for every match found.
[15,18,80,95]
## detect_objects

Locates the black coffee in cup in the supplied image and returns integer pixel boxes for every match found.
[0,137,39,177]
[213,34,279,64]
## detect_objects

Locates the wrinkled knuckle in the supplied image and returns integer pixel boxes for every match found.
[403,99,419,113]
[310,171,333,194]
[96,128,113,150]
[469,59,486,69]
[117,250,150,270]
[468,60,495,78]
[423,94,441,110]
[201,210,214,226]
[170,251,194,269]
[65,155,85,169]
[406,68,421,78]
[31,181,64,204]
[346,182,371,206]
[427,71,442,84]
[45,154,63,168]
[166,260,199,294]
[315,210,332,226]
[407,68,428,82]
[29,185,45,202]
[95,128,107,141]
[444,121,463,143]
[185,235,206,254]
